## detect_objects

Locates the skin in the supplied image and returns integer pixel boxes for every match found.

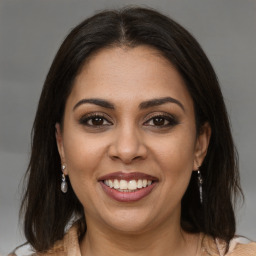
[56,45,211,256]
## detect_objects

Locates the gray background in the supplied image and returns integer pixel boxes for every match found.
[0,0,255,254]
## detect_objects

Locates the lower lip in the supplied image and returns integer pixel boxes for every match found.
[100,181,157,202]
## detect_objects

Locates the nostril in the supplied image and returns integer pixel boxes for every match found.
[133,155,142,161]
[107,133,148,163]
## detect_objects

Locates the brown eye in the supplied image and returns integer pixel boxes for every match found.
[90,116,104,126]
[79,114,112,127]
[144,114,179,128]
[152,117,165,126]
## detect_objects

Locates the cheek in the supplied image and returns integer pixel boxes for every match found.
[62,129,108,190]
[150,128,196,186]
[61,132,110,208]
[154,129,195,164]
[63,125,106,166]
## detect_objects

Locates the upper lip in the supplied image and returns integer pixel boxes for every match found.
[98,172,158,181]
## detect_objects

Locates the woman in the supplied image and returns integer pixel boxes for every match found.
[10,7,256,256]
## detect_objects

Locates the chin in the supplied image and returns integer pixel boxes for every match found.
[106,219,152,234]
[98,207,157,234]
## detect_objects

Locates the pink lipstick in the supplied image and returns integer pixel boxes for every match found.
[98,172,158,202]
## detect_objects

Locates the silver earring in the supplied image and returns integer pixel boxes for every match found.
[197,168,203,204]
[61,165,68,193]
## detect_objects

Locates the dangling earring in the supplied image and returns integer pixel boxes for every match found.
[61,164,68,193]
[197,167,203,204]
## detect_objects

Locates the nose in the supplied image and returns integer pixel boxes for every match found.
[108,126,148,164]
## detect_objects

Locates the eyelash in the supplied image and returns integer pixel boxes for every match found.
[79,113,112,127]
[143,113,179,128]
[79,112,179,128]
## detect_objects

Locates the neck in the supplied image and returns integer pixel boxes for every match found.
[80,215,199,256]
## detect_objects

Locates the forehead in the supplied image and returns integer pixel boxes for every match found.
[68,45,193,110]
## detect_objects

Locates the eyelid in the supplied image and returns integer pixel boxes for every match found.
[78,111,178,128]
[79,112,113,126]
[143,112,179,126]
[144,111,175,121]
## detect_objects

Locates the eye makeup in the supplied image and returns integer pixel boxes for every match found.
[79,112,113,127]
[143,112,180,128]
[77,110,179,133]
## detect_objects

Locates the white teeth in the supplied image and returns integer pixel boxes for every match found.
[128,180,137,190]
[113,179,119,189]
[120,180,128,189]
[109,180,113,188]
[137,179,143,188]
[104,179,154,191]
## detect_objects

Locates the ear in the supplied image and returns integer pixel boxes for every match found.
[55,123,68,175]
[193,122,211,170]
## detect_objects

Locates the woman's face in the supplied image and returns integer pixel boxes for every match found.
[56,46,210,234]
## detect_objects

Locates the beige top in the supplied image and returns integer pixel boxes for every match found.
[9,225,256,256]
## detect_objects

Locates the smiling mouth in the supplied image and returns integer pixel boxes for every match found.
[103,179,153,192]
[98,172,158,202]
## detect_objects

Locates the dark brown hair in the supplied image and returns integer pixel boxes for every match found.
[20,6,242,252]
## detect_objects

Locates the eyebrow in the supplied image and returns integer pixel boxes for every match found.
[73,96,185,112]
[73,98,115,111]
[139,97,185,111]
